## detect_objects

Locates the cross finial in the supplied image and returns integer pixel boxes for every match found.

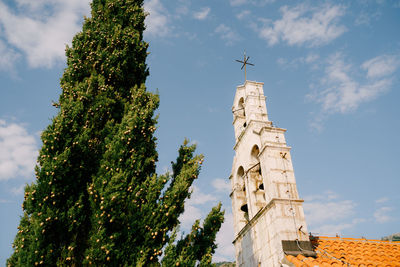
[235,51,254,82]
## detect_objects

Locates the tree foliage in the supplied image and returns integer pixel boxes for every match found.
[7,0,224,266]
[162,203,224,267]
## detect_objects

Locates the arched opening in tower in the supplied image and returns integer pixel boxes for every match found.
[250,145,266,208]
[237,166,249,222]
[238,97,245,117]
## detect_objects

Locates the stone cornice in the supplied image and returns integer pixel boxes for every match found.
[233,198,304,244]
[259,125,287,134]
[232,114,245,125]
[233,120,272,150]
[259,144,292,157]
[236,80,264,88]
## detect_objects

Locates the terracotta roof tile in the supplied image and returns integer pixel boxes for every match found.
[285,236,400,266]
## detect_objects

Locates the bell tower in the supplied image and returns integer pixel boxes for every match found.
[230,81,311,266]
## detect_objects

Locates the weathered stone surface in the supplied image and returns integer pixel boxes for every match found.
[230,81,309,267]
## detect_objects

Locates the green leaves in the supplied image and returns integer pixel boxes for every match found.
[8,0,224,266]
[162,203,224,267]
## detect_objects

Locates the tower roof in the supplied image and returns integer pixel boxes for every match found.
[285,235,400,266]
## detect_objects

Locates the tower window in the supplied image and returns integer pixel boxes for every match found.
[238,97,245,117]
[237,166,244,178]
[240,204,248,213]
[251,145,260,161]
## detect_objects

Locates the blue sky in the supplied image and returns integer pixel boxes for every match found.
[0,0,399,263]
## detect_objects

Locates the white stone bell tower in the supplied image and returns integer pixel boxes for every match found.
[230,81,311,267]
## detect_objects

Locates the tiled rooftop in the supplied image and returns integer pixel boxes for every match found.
[285,236,400,266]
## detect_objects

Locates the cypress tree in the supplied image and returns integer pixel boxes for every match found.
[7,0,224,266]
[162,203,224,267]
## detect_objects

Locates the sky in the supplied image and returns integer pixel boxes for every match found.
[0,0,399,264]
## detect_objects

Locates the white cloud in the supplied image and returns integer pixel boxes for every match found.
[256,4,346,47]
[374,206,393,223]
[355,10,381,26]
[193,7,210,20]
[303,191,365,236]
[11,184,26,195]
[144,0,171,37]
[178,186,217,230]
[308,53,396,115]
[304,199,356,225]
[214,212,235,262]
[0,120,38,180]
[230,0,247,6]
[236,10,251,20]
[212,178,231,192]
[276,57,287,66]
[176,5,189,16]
[258,0,276,5]
[178,182,233,260]
[179,203,202,230]
[215,24,240,45]
[375,197,389,204]
[311,218,365,236]
[277,53,320,69]
[361,54,400,79]
[0,0,90,68]
[230,0,275,6]
[15,0,65,11]
[179,203,235,262]
[173,0,191,18]
[304,53,320,64]
[308,113,326,133]
[303,190,338,202]
[0,39,20,72]
[189,185,217,205]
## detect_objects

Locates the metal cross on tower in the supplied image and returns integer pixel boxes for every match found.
[236,51,254,81]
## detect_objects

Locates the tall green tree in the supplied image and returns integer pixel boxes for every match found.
[162,203,225,267]
[7,0,224,266]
